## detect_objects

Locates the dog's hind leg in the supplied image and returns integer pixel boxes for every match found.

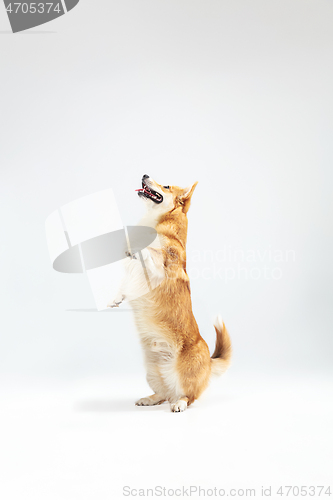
[135,353,168,407]
[170,397,189,413]
[135,394,165,406]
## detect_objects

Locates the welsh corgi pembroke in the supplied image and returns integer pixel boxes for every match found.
[108,174,232,412]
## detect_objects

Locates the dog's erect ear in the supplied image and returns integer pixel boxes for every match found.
[178,181,198,212]
[182,182,198,200]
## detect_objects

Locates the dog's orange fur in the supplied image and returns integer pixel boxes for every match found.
[109,176,232,412]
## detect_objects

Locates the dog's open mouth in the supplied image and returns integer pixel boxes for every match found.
[136,181,163,204]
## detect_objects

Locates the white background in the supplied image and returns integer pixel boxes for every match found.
[0,1,332,499]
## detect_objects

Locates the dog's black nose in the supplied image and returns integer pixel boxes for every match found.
[142,174,149,180]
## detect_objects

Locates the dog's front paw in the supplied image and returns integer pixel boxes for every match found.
[107,294,124,308]
[125,251,137,260]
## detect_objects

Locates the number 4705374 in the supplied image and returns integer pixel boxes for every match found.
[277,486,331,497]
[6,3,62,14]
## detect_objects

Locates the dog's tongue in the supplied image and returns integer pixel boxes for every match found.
[135,189,144,192]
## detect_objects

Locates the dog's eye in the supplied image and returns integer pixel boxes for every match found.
[163,186,170,189]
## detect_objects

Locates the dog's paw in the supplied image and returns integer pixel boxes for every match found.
[170,400,187,413]
[135,395,165,406]
[107,294,124,308]
[135,397,154,406]
[107,301,121,308]
[125,251,137,260]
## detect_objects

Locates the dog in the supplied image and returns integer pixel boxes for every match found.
[108,174,232,412]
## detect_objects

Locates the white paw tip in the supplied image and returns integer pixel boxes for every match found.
[171,400,187,412]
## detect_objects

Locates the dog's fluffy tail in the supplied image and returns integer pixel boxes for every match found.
[211,315,232,376]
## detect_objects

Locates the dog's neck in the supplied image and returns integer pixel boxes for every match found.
[138,206,188,248]
[138,209,162,229]
[155,208,188,249]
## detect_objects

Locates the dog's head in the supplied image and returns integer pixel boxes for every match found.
[136,174,198,216]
